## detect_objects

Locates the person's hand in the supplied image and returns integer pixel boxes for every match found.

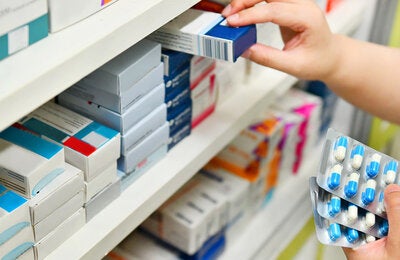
[342,184,400,260]
[221,0,341,81]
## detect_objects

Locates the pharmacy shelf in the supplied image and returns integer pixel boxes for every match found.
[0,0,199,132]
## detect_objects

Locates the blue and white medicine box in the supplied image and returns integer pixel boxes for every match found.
[58,83,165,135]
[0,0,48,61]
[77,39,161,95]
[0,126,65,199]
[0,185,34,259]
[164,64,191,96]
[147,9,256,62]
[166,86,191,114]
[18,102,121,183]
[168,101,192,135]
[67,62,164,114]
[161,49,192,77]
[168,123,191,151]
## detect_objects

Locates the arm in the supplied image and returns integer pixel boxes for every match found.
[223,0,400,124]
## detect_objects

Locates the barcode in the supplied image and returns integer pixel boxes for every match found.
[202,37,229,61]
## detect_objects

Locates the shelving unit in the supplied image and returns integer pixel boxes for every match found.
[0,0,369,259]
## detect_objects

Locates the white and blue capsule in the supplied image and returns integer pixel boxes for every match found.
[328,196,341,217]
[346,228,359,244]
[328,223,342,242]
[384,161,398,185]
[365,212,376,228]
[347,203,358,224]
[327,164,343,190]
[379,220,389,237]
[361,179,377,206]
[334,136,348,162]
[350,145,365,170]
[344,172,359,199]
[366,153,381,179]
[378,191,386,213]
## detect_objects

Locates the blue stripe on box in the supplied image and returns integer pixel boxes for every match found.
[74,122,119,140]
[0,126,63,159]
[0,222,30,246]
[2,242,34,260]
[0,190,26,213]
[28,14,49,45]
[22,118,68,143]
[0,34,8,60]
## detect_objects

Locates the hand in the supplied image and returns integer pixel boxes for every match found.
[222,0,340,81]
[342,184,400,260]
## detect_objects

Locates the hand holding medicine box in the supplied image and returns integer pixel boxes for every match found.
[147,8,257,62]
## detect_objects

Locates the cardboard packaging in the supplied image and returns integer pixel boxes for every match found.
[165,85,191,114]
[47,0,118,32]
[0,126,64,198]
[76,39,161,94]
[18,102,120,182]
[85,161,117,202]
[67,62,164,114]
[0,0,48,61]
[168,123,191,151]
[147,9,256,62]
[58,83,165,135]
[29,163,84,225]
[168,101,192,135]
[1,226,34,260]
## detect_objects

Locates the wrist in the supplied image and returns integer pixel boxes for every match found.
[320,34,348,85]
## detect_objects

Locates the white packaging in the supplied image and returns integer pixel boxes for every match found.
[0,225,34,260]
[18,102,121,182]
[33,190,84,242]
[84,161,116,202]
[0,126,65,198]
[16,246,34,260]
[47,0,118,32]
[34,208,86,260]
[190,56,216,88]
[29,163,84,225]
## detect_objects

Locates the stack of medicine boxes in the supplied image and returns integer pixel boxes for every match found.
[161,49,193,150]
[0,0,49,61]
[58,39,169,189]
[16,101,121,225]
[0,125,87,259]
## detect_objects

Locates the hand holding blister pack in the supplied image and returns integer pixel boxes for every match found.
[310,128,399,248]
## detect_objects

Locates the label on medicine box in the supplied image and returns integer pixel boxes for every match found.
[18,102,120,182]
[77,39,161,94]
[0,223,34,260]
[147,9,256,62]
[118,123,169,174]
[164,64,190,96]
[168,101,192,135]
[0,126,65,198]
[34,208,85,260]
[58,83,165,135]
[47,0,117,32]
[29,163,84,225]
[161,49,192,77]
[84,161,117,203]
[121,104,167,156]
[165,85,191,114]
[168,123,191,151]
[67,62,164,114]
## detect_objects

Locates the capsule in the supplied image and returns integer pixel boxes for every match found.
[366,154,381,179]
[328,223,342,242]
[379,220,389,237]
[378,191,386,213]
[328,196,341,217]
[346,228,359,244]
[384,161,398,185]
[366,235,376,243]
[365,212,376,228]
[344,172,360,198]
[351,145,365,170]
[361,179,377,205]
[334,136,348,162]
[347,203,358,224]
[327,164,343,190]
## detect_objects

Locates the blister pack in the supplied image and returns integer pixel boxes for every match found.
[316,128,399,218]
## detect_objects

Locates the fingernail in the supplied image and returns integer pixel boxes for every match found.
[221,4,232,17]
[241,49,251,59]
[227,13,239,24]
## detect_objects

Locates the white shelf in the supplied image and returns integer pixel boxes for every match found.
[0,0,199,132]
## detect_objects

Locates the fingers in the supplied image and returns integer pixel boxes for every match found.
[384,184,400,253]
[222,0,265,17]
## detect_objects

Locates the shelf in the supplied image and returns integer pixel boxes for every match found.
[0,0,199,132]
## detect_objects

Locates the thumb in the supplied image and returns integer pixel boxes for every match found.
[384,184,400,254]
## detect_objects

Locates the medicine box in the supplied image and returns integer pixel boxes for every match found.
[1,224,34,260]
[77,39,161,95]
[147,9,256,62]
[118,144,168,190]
[33,190,84,242]
[168,101,192,135]
[161,49,192,78]
[164,64,191,96]
[67,62,164,114]
[85,161,116,202]
[121,104,166,156]
[47,0,117,32]
[0,0,48,61]
[166,85,191,114]
[85,177,121,221]
[29,163,84,225]
[168,123,191,151]
[16,246,34,260]
[0,126,65,198]
[118,122,169,174]
[34,208,85,260]
[18,102,120,182]
[190,56,216,88]
[58,83,165,135]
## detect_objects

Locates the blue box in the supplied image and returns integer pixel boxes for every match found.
[165,85,191,114]
[164,63,190,96]
[168,123,191,151]
[161,49,192,77]
[168,101,192,135]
